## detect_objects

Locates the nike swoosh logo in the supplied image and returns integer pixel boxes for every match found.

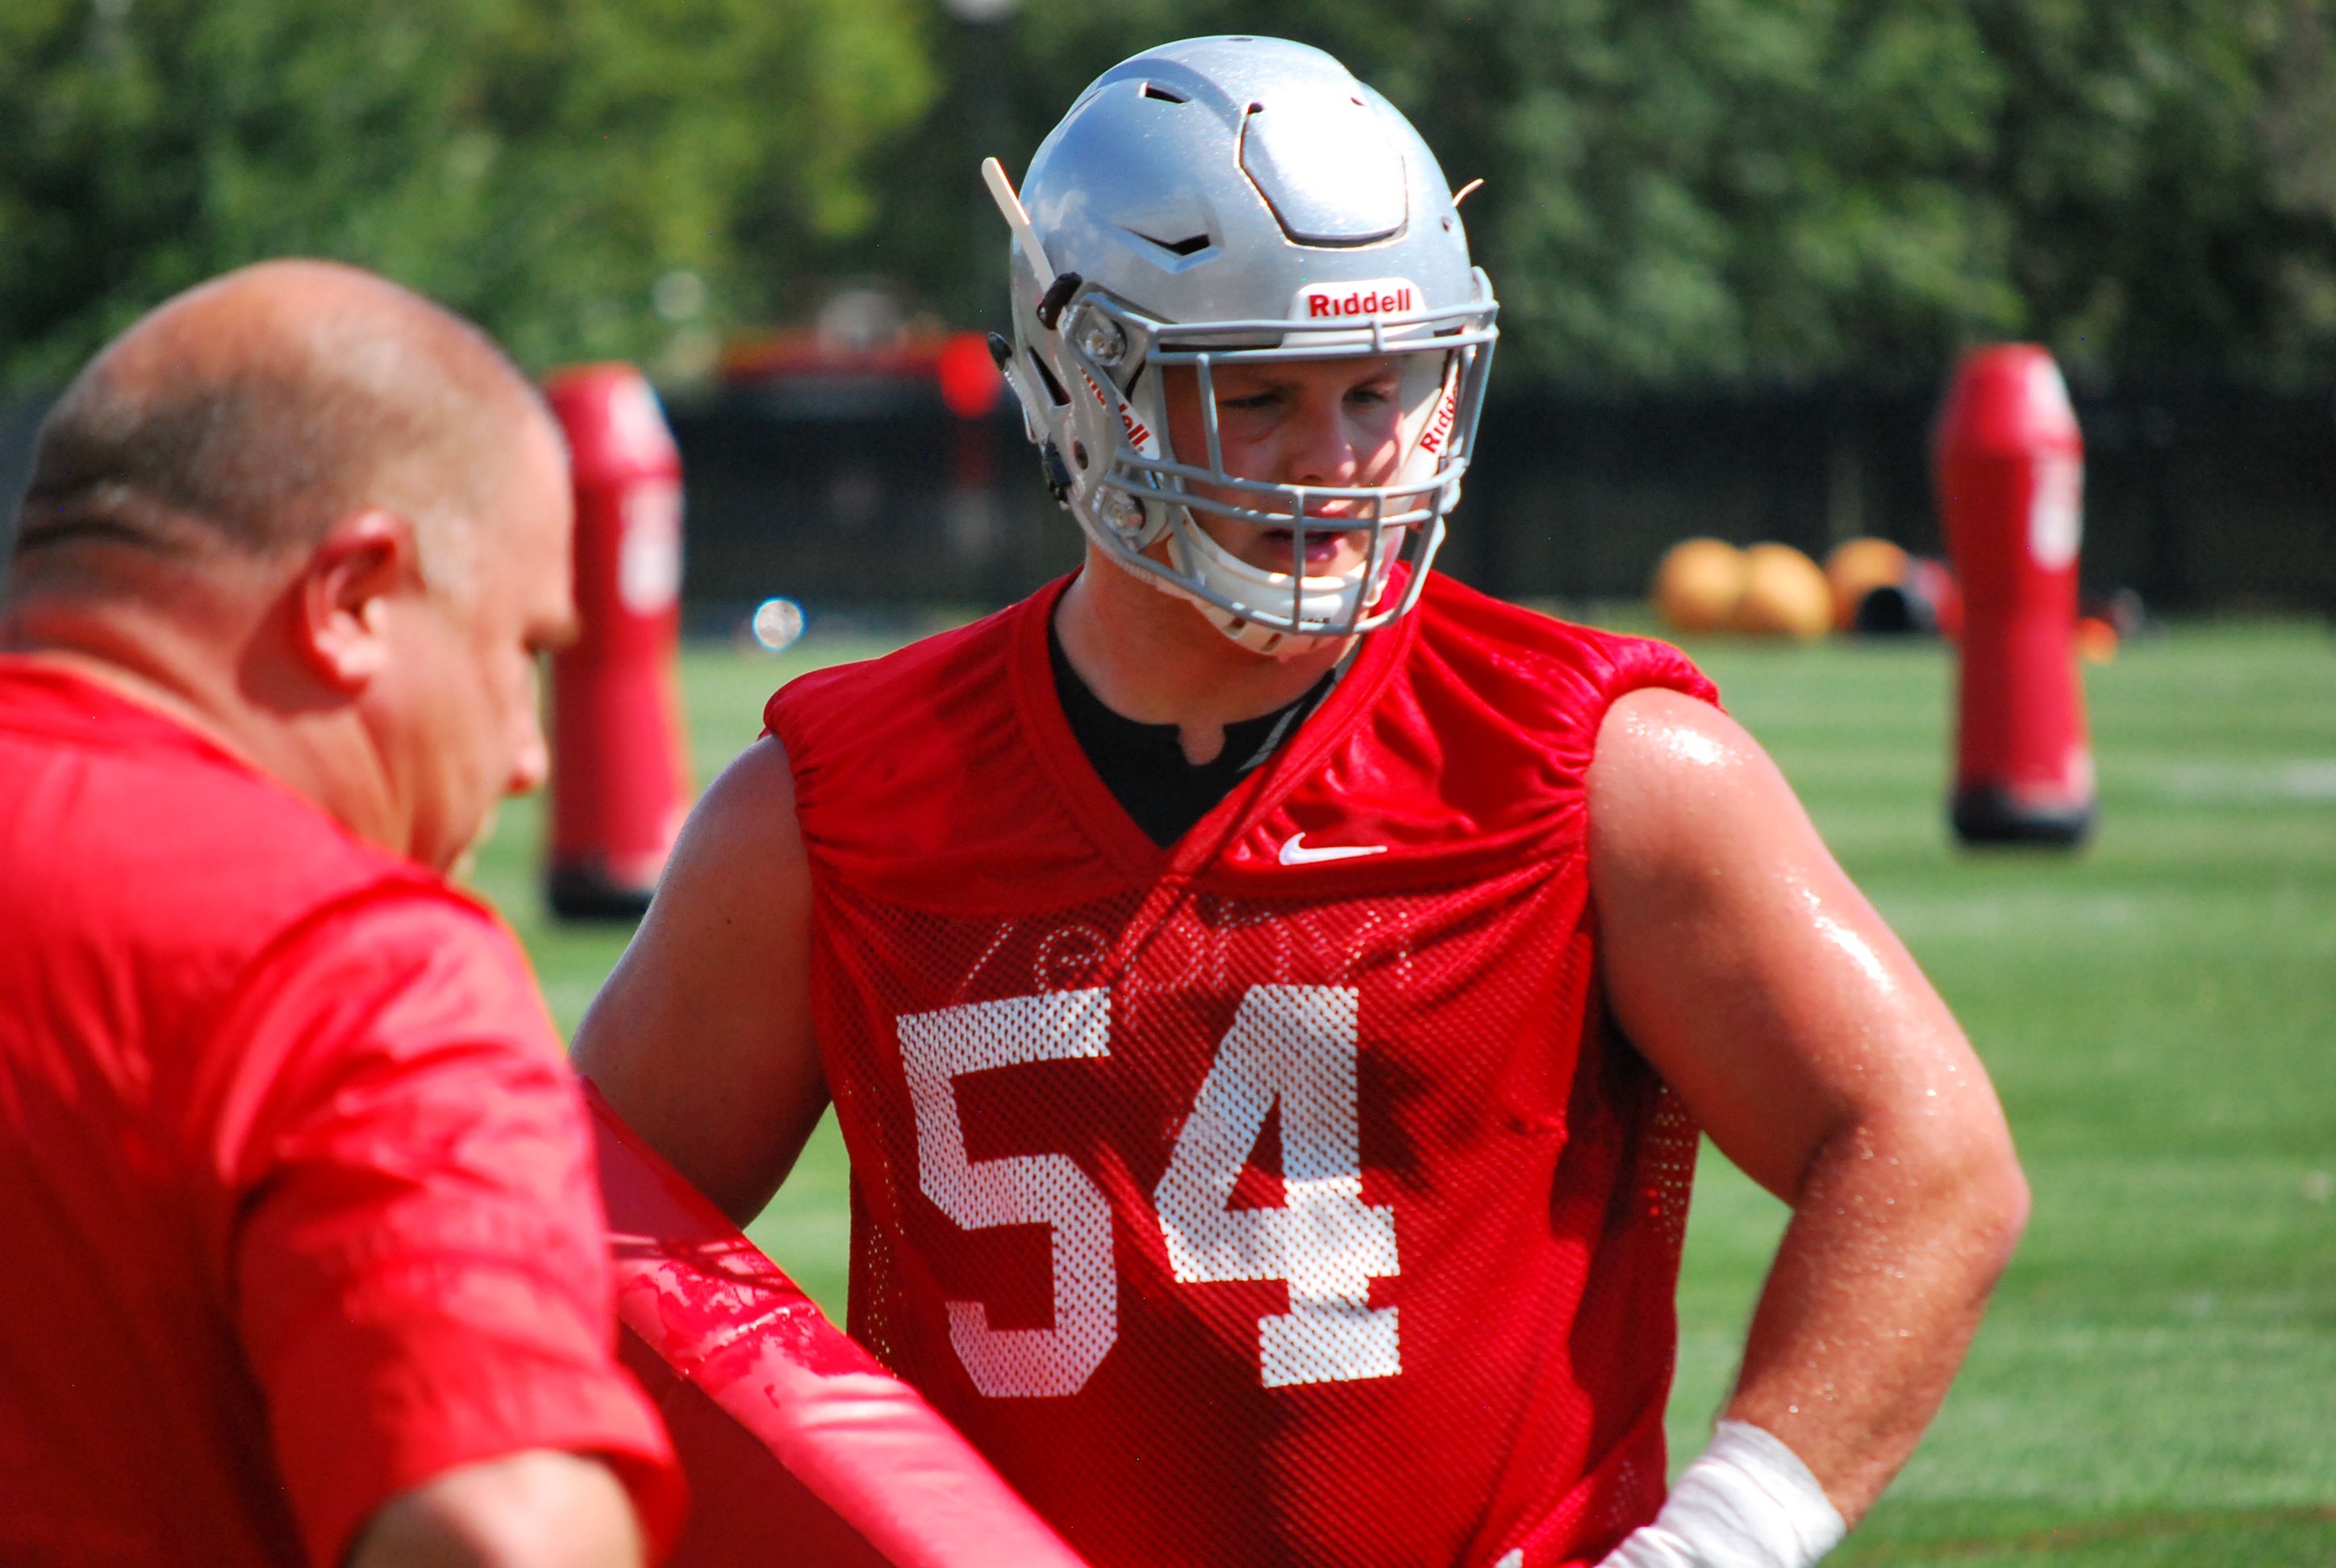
[1278,832,1388,866]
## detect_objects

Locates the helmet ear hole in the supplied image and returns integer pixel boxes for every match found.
[1026,352,1070,408]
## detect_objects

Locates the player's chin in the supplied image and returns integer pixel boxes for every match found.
[432,801,503,880]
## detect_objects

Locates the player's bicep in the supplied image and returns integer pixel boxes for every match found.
[573,734,825,1224]
[1585,687,1990,1203]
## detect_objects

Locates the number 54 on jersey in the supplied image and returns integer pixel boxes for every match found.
[899,984,1401,1398]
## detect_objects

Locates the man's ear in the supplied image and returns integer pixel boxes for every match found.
[296,510,421,691]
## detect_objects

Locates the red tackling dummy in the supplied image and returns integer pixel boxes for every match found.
[586,1083,1091,1568]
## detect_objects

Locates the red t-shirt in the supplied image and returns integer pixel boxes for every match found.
[765,574,1719,1568]
[0,659,682,1566]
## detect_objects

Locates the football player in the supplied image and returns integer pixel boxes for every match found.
[578,36,2026,1568]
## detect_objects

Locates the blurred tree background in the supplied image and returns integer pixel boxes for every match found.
[4,0,2335,390]
[0,0,935,386]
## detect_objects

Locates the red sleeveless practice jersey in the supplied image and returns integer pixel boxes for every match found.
[765,575,1720,1568]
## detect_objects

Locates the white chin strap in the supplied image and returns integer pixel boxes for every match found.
[1161,516,1403,659]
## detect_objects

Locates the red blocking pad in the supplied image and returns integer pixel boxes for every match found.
[588,1084,1091,1568]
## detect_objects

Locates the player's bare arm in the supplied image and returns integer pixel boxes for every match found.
[573,734,826,1225]
[1588,686,2030,1526]
[348,1449,644,1568]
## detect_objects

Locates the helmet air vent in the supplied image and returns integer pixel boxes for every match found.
[1129,230,1212,257]
[1025,350,1070,408]
[1237,87,1407,247]
[1141,82,1188,103]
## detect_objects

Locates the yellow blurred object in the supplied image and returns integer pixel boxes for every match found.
[2076,616,2119,665]
[1650,538,1748,633]
[1732,544,1833,640]
[1823,537,1910,631]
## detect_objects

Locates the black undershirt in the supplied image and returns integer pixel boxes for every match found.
[1048,615,1336,847]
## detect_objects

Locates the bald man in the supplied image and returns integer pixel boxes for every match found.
[0,261,681,1567]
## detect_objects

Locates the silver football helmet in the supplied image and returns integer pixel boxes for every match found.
[987,35,1499,656]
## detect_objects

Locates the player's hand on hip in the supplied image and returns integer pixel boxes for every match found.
[1591,1421,1845,1568]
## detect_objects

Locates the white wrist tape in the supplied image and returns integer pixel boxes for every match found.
[1596,1421,1846,1568]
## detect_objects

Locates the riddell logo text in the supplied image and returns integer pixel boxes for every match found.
[1287,278,1422,325]
[1079,366,1155,454]
[1307,287,1412,319]
[1416,386,1458,454]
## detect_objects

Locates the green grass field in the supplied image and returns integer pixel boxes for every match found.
[468,613,2336,1566]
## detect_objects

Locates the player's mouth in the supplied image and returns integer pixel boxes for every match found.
[1261,525,1364,573]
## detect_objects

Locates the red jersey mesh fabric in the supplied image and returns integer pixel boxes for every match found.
[0,660,680,1566]
[765,575,1719,1568]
